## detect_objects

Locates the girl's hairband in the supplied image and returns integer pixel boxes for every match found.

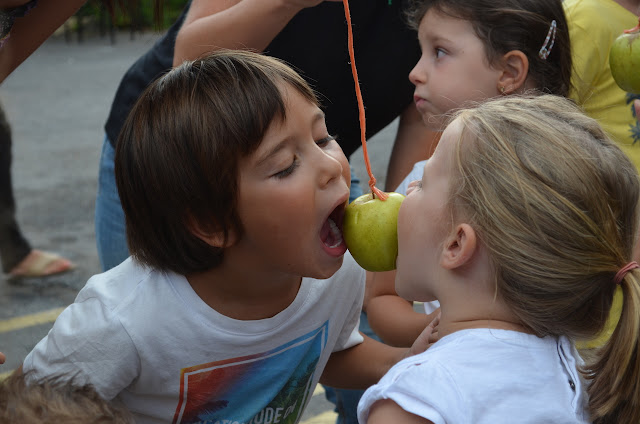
[538,20,557,60]
[613,261,639,285]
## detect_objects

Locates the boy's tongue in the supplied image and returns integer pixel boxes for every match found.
[321,217,343,249]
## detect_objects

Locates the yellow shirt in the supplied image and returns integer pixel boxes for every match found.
[564,0,640,168]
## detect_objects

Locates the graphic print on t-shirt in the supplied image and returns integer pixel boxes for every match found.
[172,322,329,424]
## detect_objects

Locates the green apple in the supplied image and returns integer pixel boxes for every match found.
[343,192,405,272]
[609,18,640,94]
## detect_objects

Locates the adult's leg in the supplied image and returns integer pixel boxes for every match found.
[95,136,129,271]
[348,164,362,203]
[0,103,31,272]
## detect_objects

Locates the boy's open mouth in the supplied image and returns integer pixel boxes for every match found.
[320,203,346,254]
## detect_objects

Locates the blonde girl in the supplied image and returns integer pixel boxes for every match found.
[359,94,640,423]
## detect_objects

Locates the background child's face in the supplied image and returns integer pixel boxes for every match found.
[235,86,351,279]
[409,9,503,131]
[395,118,462,302]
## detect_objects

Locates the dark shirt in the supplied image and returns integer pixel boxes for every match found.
[104,0,420,158]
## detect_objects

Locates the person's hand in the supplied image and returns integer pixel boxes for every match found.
[406,311,440,357]
[0,351,6,365]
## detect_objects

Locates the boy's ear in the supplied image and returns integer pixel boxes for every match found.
[187,215,237,248]
[440,223,477,270]
[497,50,529,95]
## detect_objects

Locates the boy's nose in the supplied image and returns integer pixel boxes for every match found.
[318,152,343,188]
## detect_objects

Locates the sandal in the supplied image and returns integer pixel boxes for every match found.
[8,250,75,278]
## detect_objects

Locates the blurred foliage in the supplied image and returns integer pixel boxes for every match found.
[76,0,189,31]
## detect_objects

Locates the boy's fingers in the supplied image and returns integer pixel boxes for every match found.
[407,311,442,356]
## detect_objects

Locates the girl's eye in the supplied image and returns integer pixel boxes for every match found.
[316,135,337,147]
[406,180,423,195]
[274,157,299,179]
[435,48,446,59]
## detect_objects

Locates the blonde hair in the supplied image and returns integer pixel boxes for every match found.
[0,373,134,423]
[450,94,640,423]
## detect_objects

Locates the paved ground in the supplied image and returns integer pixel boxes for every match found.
[0,28,397,423]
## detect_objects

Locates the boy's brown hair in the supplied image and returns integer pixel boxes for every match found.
[0,373,133,423]
[115,50,319,274]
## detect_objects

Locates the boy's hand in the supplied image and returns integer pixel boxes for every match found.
[406,312,440,358]
[0,351,6,365]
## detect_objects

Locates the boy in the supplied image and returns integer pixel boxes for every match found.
[21,50,430,423]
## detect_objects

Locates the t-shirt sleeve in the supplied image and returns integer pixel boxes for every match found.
[565,4,609,102]
[357,358,466,424]
[332,252,366,352]
[22,297,139,400]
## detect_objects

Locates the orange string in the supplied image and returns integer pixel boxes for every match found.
[342,0,388,201]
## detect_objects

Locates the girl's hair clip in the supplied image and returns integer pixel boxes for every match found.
[538,20,557,60]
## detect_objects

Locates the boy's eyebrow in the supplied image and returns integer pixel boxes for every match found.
[256,110,326,166]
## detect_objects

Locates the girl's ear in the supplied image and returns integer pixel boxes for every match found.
[440,223,477,270]
[496,50,530,95]
[187,215,237,248]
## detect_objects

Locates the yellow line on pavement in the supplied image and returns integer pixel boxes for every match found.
[0,307,65,334]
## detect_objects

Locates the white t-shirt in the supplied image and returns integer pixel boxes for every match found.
[24,253,365,424]
[358,329,590,423]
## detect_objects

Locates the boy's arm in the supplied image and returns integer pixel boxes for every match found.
[320,316,438,389]
[173,0,341,66]
[366,269,436,347]
[0,0,87,83]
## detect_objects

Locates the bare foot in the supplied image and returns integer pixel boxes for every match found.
[8,250,74,278]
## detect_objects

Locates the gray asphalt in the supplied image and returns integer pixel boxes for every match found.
[0,27,397,420]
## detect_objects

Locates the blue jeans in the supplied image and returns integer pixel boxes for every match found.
[95,136,129,271]
[323,311,380,424]
[95,136,364,271]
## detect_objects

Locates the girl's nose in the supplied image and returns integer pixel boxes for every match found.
[409,57,427,85]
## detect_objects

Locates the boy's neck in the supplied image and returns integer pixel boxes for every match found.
[186,261,303,321]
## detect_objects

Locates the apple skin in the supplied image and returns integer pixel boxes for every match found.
[610,27,640,94]
[342,192,405,272]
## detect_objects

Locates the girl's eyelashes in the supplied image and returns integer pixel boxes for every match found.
[274,157,299,179]
[407,179,423,195]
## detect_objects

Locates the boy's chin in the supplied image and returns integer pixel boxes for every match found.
[310,255,345,280]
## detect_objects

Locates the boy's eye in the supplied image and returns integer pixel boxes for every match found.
[316,135,336,147]
[274,157,299,179]
[435,48,446,59]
